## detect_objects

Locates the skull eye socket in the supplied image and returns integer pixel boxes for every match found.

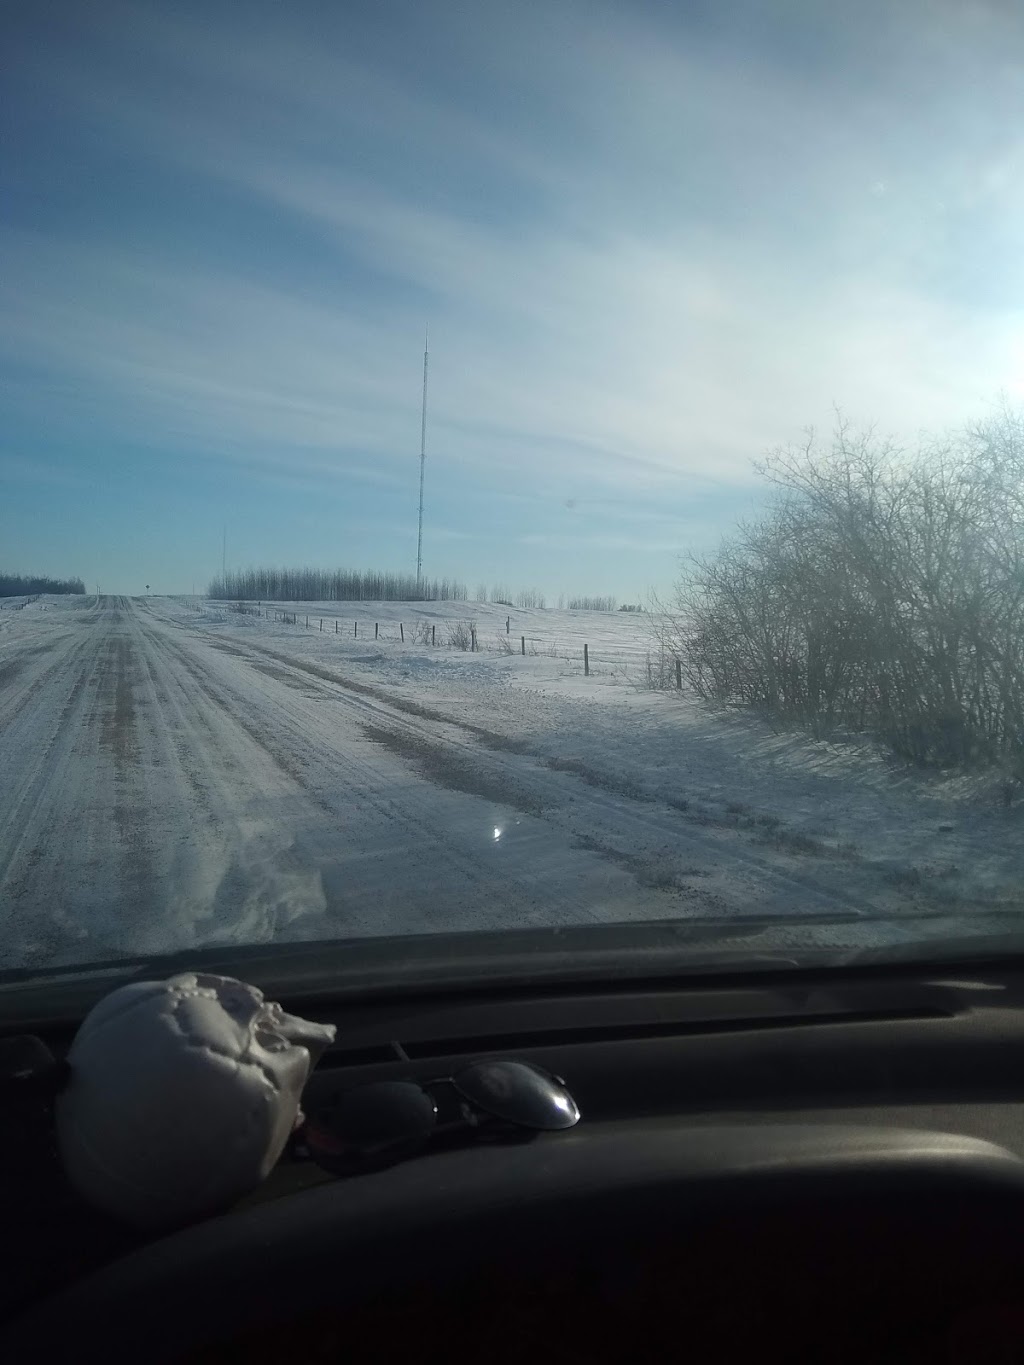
[254,1025,289,1052]
[216,987,261,1023]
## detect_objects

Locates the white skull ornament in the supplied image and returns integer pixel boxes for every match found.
[56,972,336,1228]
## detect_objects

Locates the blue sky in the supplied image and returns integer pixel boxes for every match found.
[4,0,1024,597]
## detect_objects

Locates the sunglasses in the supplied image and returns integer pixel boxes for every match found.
[299,1059,580,1175]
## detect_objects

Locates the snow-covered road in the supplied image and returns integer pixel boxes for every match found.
[2,595,1022,971]
[0,596,706,968]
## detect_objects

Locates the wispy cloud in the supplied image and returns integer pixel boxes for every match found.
[5,0,1024,585]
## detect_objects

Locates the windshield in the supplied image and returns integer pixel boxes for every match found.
[4,0,1024,986]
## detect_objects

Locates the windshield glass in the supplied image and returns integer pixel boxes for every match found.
[4,0,1024,983]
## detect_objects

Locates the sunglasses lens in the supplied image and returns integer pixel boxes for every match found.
[454,1060,580,1131]
[305,1081,437,1173]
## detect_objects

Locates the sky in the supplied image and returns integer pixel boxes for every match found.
[4,0,1024,598]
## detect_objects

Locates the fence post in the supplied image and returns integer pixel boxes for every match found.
[400,623,404,643]
[506,615,510,635]
[676,659,682,690]
[305,615,308,628]
[471,627,477,653]
[320,619,323,632]
[521,635,526,656]
[335,619,338,633]
[431,624,435,646]
[354,621,358,638]
[584,643,590,676]
[375,622,379,640]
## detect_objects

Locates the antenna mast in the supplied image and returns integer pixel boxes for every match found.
[416,327,428,587]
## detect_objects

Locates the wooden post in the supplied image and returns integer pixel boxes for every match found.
[506,615,510,635]
[320,618,323,632]
[584,643,590,676]
[521,635,526,656]
[354,621,358,638]
[375,622,379,640]
[305,615,308,628]
[335,619,338,633]
[431,624,435,646]
[400,623,404,643]
[471,627,477,652]
[676,659,682,690]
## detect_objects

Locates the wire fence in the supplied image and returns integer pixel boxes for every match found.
[183,599,682,688]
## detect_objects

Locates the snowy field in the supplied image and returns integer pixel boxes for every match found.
[1,592,1023,973]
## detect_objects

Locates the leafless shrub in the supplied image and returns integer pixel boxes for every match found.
[639,647,677,691]
[447,620,473,651]
[662,406,1024,770]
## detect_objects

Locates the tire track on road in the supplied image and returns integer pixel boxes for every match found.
[0,600,130,962]
[184,624,878,921]
[131,615,583,931]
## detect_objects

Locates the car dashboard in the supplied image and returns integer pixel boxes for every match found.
[4,959,1024,1362]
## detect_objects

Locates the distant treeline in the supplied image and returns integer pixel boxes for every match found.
[567,595,617,612]
[209,568,469,602]
[485,585,547,609]
[0,572,85,598]
[209,568,625,612]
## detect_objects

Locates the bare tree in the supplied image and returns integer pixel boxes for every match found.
[664,409,1024,770]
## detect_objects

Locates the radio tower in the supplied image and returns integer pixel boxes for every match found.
[416,327,428,588]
